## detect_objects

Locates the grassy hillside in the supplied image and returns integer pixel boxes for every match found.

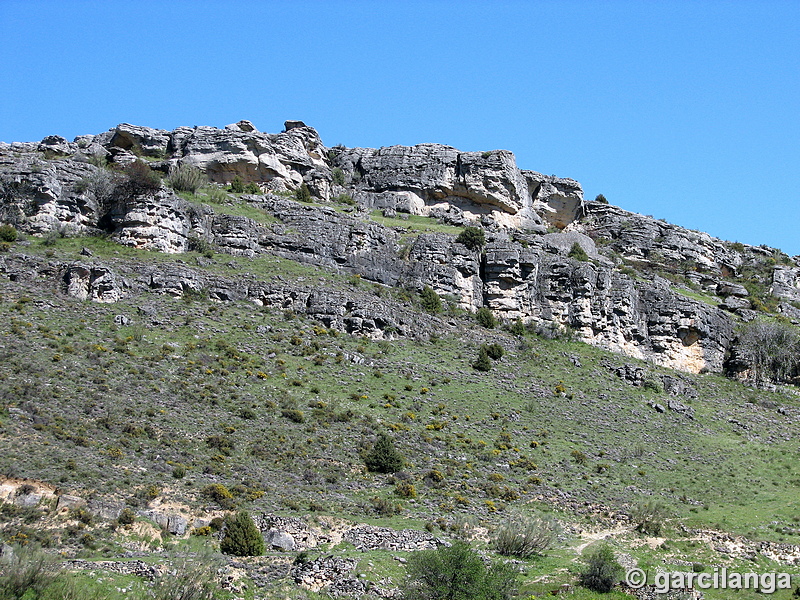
[1,232,800,599]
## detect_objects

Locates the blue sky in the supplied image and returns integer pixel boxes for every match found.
[1,1,798,255]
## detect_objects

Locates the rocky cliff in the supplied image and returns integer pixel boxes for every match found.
[2,119,798,377]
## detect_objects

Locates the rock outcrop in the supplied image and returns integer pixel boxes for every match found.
[1,119,797,377]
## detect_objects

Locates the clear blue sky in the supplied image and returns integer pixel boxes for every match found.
[1,1,798,255]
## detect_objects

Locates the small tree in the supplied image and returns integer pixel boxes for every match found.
[295,183,312,202]
[420,286,442,314]
[580,544,622,593]
[455,226,485,251]
[476,307,496,329]
[594,193,609,204]
[403,541,517,600]
[364,432,404,473]
[473,346,492,372]
[220,510,264,557]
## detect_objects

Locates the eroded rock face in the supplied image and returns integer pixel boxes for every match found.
[63,264,125,303]
[0,120,787,376]
[332,143,578,230]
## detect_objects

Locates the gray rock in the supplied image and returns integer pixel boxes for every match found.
[114,314,131,326]
[87,499,124,520]
[264,529,296,551]
[0,544,14,564]
[56,494,86,512]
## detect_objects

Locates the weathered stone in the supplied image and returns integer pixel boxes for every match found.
[63,265,124,302]
[56,494,86,512]
[264,529,296,551]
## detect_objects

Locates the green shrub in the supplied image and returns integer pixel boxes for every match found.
[737,319,800,382]
[166,163,206,194]
[281,408,305,423]
[473,346,492,372]
[201,483,235,509]
[152,553,220,600]
[594,193,609,204]
[395,481,417,498]
[333,193,356,205]
[370,496,403,516]
[568,242,589,261]
[220,510,264,557]
[204,186,228,203]
[509,319,526,336]
[485,343,504,360]
[476,307,496,329]
[0,224,17,242]
[120,160,161,197]
[0,545,57,599]
[295,183,312,202]
[331,167,346,185]
[403,540,517,600]
[244,181,261,194]
[455,226,486,251]
[364,432,404,473]
[187,235,214,258]
[117,507,136,525]
[0,242,10,253]
[631,499,668,535]
[571,449,587,465]
[493,513,562,558]
[228,177,245,193]
[642,375,663,393]
[580,543,622,593]
[420,286,442,314]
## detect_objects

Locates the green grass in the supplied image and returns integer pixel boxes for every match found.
[3,237,800,598]
[368,210,464,234]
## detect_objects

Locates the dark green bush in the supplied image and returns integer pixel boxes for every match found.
[220,511,264,557]
[455,226,485,251]
[476,307,496,329]
[229,177,245,193]
[473,346,492,372]
[594,193,608,204]
[568,242,589,261]
[580,544,622,593]
[0,224,17,242]
[509,319,526,336]
[333,193,356,205]
[295,183,312,202]
[485,343,504,360]
[117,507,136,525]
[244,182,261,194]
[364,432,404,473]
[403,540,517,600]
[331,167,346,185]
[420,286,442,314]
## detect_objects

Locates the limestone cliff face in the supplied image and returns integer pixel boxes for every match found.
[0,119,796,376]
